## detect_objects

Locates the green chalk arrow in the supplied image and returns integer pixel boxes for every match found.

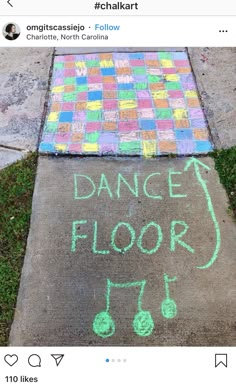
[184,158,221,269]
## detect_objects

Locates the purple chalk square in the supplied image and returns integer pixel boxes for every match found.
[168,90,184,98]
[162,68,176,74]
[98,132,119,144]
[172,52,188,60]
[73,111,86,121]
[86,122,102,132]
[133,75,147,83]
[113,53,129,60]
[156,120,174,130]
[174,60,189,67]
[85,53,99,60]
[177,140,195,155]
[64,69,76,77]
[179,74,196,90]
[144,52,158,60]
[55,133,71,143]
[52,78,64,86]
[119,121,139,131]
[42,133,55,142]
[100,143,118,154]
[64,55,75,61]
[136,90,150,99]
[103,83,117,90]
[77,92,88,101]
[130,59,145,66]
[53,69,64,78]
[69,144,82,152]
[190,119,207,128]
[54,56,64,63]
[189,108,205,119]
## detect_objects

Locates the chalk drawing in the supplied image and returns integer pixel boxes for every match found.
[39,52,213,156]
[161,274,177,319]
[93,279,154,337]
[184,158,221,269]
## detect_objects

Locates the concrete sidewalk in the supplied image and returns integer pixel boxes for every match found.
[9,157,236,345]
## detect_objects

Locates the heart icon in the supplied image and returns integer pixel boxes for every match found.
[4,354,18,367]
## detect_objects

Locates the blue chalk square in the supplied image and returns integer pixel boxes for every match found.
[88,91,103,101]
[59,112,73,122]
[101,68,115,76]
[118,83,134,90]
[172,52,188,60]
[39,143,55,153]
[195,140,213,153]
[175,129,193,140]
[76,77,88,85]
[140,120,156,130]
[129,53,144,59]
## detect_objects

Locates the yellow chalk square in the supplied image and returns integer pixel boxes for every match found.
[142,141,156,158]
[160,59,174,68]
[48,112,59,122]
[151,90,168,99]
[83,143,99,152]
[165,74,179,82]
[173,109,188,120]
[55,144,67,151]
[100,59,114,68]
[75,61,86,68]
[185,90,198,98]
[87,101,102,110]
[119,100,137,109]
[52,86,64,93]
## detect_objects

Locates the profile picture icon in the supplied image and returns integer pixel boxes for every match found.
[3,23,20,40]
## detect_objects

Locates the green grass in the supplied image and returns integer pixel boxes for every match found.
[210,146,236,216]
[0,153,37,346]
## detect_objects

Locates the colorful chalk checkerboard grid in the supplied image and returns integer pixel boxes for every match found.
[39,52,213,156]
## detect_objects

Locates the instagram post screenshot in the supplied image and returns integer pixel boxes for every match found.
[0,0,236,384]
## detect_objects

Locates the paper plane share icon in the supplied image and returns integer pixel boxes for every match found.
[51,354,64,367]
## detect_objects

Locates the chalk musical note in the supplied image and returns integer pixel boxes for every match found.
[161,273,177,319]
[93,279,154,338]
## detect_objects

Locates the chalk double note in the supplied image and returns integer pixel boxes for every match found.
[93,274,177,338]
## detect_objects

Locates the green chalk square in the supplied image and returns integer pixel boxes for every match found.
[85,131,100,143]
[64,77,76,85]
[86,60,100,67]
[148,75,161,83]
[118,90,136,100]
[44,122,58,133]
[165,82,182,90]
[87,111,102,121]
[63,92,77,102]
[54,62,64,69]
[76,85,88,92]
[158,52,172,59]
[132,67,146,75]
[155,108,173,119]
[134,82,148,90]
[119,141,141,153]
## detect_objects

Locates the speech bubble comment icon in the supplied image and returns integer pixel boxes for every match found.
[28,354,41,367]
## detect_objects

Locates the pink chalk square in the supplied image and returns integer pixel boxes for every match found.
[64,55,75,61]
[88,76,103,83]
[156,120,174,130]
[147,68,162,75]
[103,83,117,90]
[119,121,139,131]
[130,60,145,66]
[100,143,118,154]
[64,69,76,77]
[168,90,184,98]
[174,60,189,67]
[145,52,157,60]
[136,90,151,99]
[137,99,153,109]
[69,144,82,152]
[86,122,102,132]
[162,68,176,74]
[62,102,75,111]
[138,109,155,119]
[54,56,63,63]
[77,92,88,101]
[169,98,186,108]
[103,100,118,110]
[55,133,71,143]
[42,133,55,142]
